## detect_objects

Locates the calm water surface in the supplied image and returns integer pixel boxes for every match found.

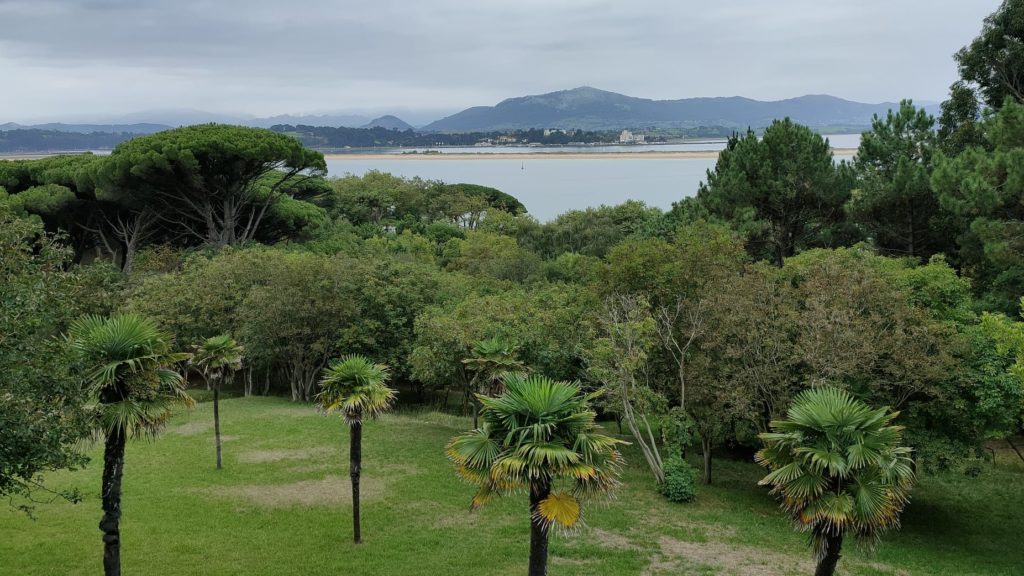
[326,136,858,221]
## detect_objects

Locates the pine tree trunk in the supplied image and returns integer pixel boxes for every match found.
[701,436,712,485]
[528,478,552,576]
[100,428,126,576]
[814,533,844,576]
[350,419,363,544]
[214,384,223,470]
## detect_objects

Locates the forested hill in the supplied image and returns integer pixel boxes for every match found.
[423,86,933,132]
[0,129,139,153]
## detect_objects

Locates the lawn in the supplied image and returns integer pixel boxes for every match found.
[2,396,1022,575]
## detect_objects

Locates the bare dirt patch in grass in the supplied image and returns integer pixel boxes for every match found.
[212,475,385,508]
[286,463,335,474]
[591,527,638,550]
[645,536,813,576]
[236,446,333,464]
[643,536,907,576]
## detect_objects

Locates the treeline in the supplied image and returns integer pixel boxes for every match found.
[268,125,642,148]
[0,129,136,153]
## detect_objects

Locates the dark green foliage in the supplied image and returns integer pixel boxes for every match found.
[0,208,123,502]
[933,100,1024,313]
[849,100,954,259]
[97,124,326,247]
[939,82,988,156]
[698,119,853,265]
[955,0,1024,109]
[535,200,661,258]
[323,172,524,230]
[658,456,698,503]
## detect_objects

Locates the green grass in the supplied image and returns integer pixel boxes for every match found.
[2,396,1022,575]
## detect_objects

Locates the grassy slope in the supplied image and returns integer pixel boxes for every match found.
[2,396,1022,576]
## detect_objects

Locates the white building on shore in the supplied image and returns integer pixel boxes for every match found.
[619,129,645,144]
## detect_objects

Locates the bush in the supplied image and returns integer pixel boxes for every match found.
[659,456,698,503]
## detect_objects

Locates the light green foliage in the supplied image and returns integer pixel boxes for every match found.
[783,248,958,408]
[757,388,915,571]
[317,355,396,423]
[67,314,193,437]
[698,119,854,265]
[411,284,598,394]
[444,230,543,283]
[543,252,604,284]
[447,374,624,525]
[658,456,698,503]
[191,335,244,385]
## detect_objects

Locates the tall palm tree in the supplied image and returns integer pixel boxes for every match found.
[317,354,396,544]
[67,314,193,576]
[756,387,915,576]
[461,336,527,429]
[447,374,625,576]
[191,334,243,470]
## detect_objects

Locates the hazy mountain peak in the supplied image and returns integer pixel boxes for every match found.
[423,87,922,132]
[361,115,414,130]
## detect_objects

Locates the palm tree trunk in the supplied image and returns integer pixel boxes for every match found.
[350,419,363,544]
[213,383,223,470]
[472,400,479,430]
[100,428,126,576]
[814,533,843,576]
[528,478,552,576]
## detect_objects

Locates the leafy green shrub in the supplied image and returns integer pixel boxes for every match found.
[659,456,698,503]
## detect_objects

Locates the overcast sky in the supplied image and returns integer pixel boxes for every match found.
[0,0,1004,123]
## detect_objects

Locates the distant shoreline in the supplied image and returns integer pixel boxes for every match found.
[323,148,859,161]
[1,148,859,162]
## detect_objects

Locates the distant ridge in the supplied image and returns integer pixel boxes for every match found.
[0,122,169,134]
[422,86,933,132]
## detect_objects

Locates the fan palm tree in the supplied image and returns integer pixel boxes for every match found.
[317,354,396,544]
[756,387,915,576]
[447,374,625,576]
[67,314,193,576]
[191,334,243,469]
[461,336,527,428]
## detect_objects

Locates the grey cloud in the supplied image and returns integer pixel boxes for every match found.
[0,0,1005,122]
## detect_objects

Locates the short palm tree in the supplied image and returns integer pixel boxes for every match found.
[67,314,193,576]
[191,334,243,470]
[756,387,915,576]
[317,354,396,544]
[461,336,527,428]
[447,374,625,576]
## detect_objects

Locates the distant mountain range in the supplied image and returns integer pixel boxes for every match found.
[422,87,935,132]
[3,88,939,140]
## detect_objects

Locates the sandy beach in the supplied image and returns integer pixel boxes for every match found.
[323,148,858,161]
